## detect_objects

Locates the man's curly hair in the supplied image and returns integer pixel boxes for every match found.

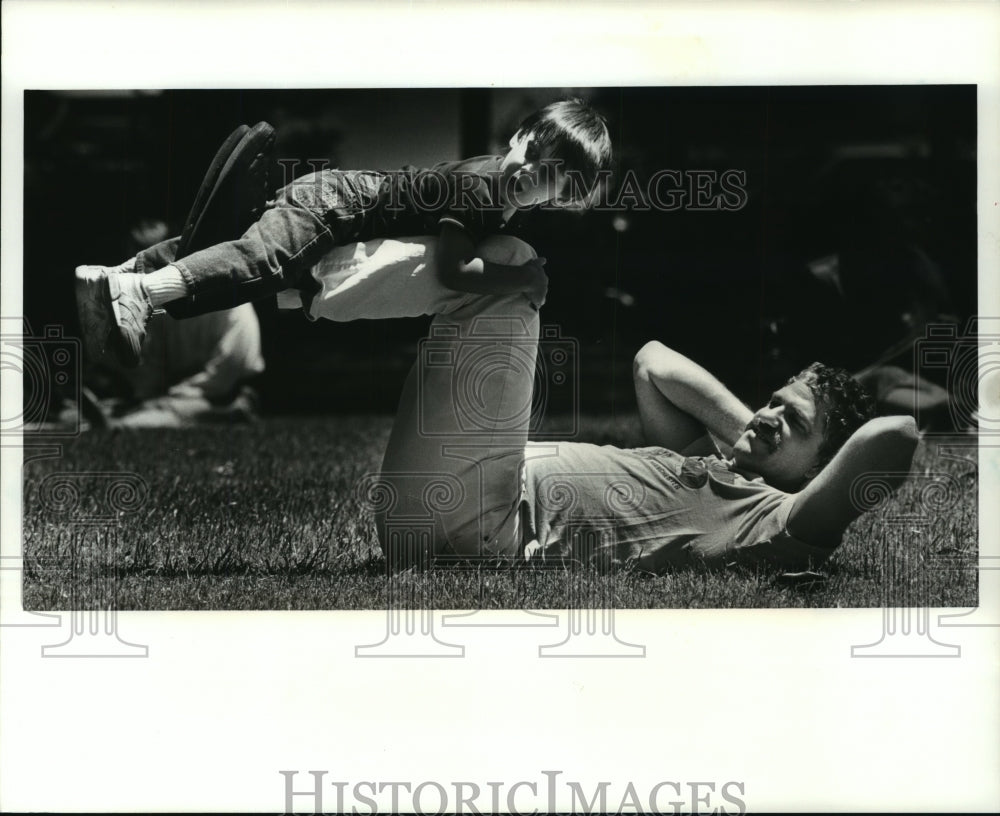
[789,363,876,466]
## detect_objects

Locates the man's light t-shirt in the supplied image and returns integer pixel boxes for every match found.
[520,441,835,572]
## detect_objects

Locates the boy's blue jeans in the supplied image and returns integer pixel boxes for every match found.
[133,171,376,318]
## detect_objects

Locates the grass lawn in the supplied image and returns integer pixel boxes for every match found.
[21,414,979,610]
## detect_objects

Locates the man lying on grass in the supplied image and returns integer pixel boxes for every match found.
[73,119,916,573]
[356,236,920,573]
[535,343,920,571]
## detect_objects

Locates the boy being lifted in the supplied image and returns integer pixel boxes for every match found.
[76,99,613,367]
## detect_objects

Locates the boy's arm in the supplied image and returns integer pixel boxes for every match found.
[787,415,919,547]
[435,223,548,307]
[632,341,753,453]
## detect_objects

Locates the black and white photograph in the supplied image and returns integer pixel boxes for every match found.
[17,83,980,610]
[2,2,998,813]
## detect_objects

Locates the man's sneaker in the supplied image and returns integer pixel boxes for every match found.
[75,264,153,368]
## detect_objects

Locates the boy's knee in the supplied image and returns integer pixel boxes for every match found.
[475,235,537,266]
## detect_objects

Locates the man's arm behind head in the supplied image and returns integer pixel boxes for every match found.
[786,415,920,547]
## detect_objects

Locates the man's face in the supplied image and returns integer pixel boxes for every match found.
[500,133,570,208]
[731,379,827,491]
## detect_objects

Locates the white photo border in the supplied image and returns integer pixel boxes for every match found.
[2,1,998,812]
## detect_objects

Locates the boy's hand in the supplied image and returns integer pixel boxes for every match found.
[435,223,549,305]
[522,257,548,309]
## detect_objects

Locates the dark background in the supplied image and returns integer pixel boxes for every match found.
[23,86,976,416]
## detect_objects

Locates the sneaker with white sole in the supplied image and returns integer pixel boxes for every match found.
[75,262,154,368]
